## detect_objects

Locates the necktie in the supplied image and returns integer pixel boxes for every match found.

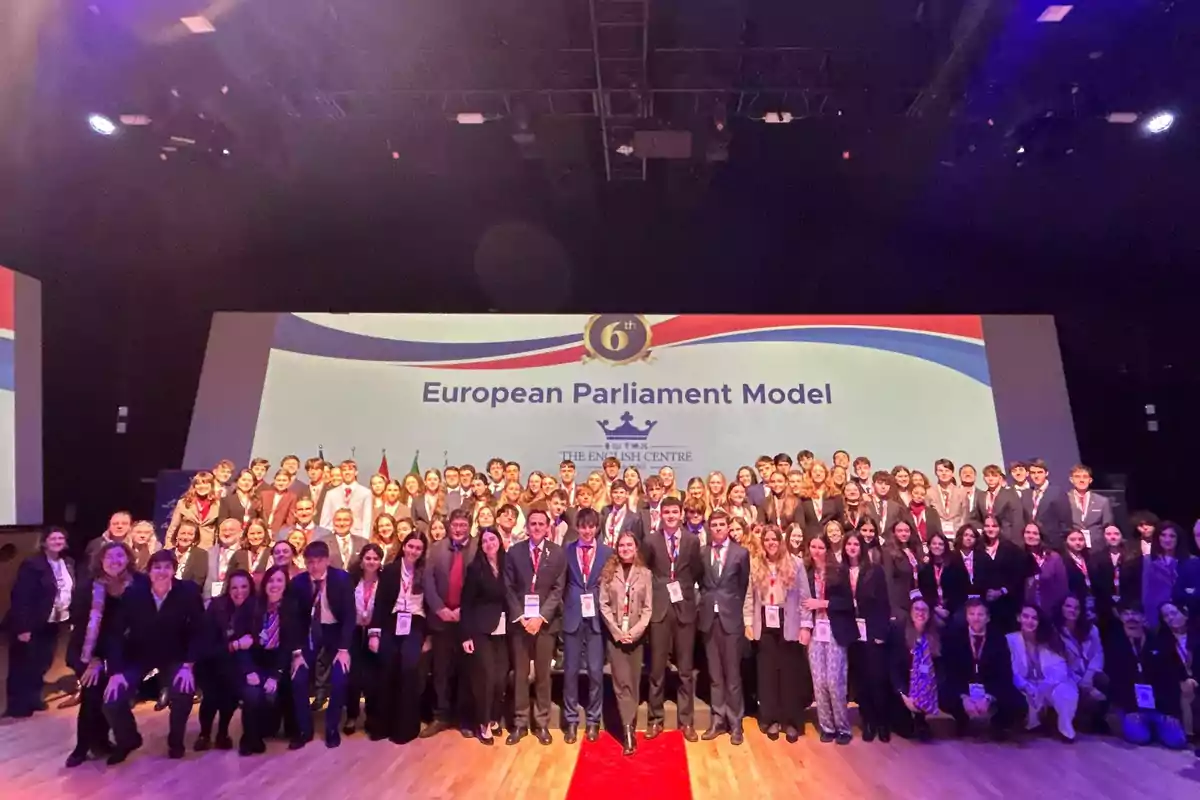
[309,578,325,649]
[712,543,724,577]
[344,487,352,501]
[447,543,464,609]
[581,545,593,582]
[972,635,984,662]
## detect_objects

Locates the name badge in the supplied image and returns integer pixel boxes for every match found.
[495,613,506,636]
[210,581,224,597]
[855,617,867,640]
[524,593,541,620]
[968,683,986,700]
[581,593,596,618]
[1134,683,1156,710]
[621,616,630,634]
[814,618,832,643]
[919,662,932,675]
[666,580,684,604]
[395,612,412,636]
[1082,529,1092,549]
[765,605,781,629]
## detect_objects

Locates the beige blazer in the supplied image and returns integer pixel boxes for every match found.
[599,564,653,641]
[931,484,969,534]
[165,498,220,549]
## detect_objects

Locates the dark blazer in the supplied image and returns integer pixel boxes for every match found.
[918,558,971,618]
[218,491,257,528]
[1067,491,1115,537]
[503,538,568,633]
[759,493,799,531]
[257,488,298,535]
[200,594,256,660]
[295,482,332,520]
[547,509,580,547]
[230,547,272,575]
[562,540,613,634]
[887,620,945,695]
[6,553,75,634]
[907,504,944,543]
[942,626,1013,699]
[746,482,768,508]
[697,539,751,635]
[866,497,912,537]
[326,534,369,573]
[1020,484,1071,549]
[106,575,206,672]
[801,494,845,540]
[174,546,208,588]
[282,568,356,653]
[1091,549,1143,624]
[636,504,660,540]
[881,545,922,619]
[642,526,704,624]
[850,562,891,642]
[1105,629,1181,716]
[65,579,121,673]
[369,560,426,647]
[807,563,859,647]
[423,536,479,632]
[975,540,1026,626]
[459,553,507,640]
[969,487,1026,545]
[599,505,640,546]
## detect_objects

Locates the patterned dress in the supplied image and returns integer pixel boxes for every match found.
[908,634,939,714]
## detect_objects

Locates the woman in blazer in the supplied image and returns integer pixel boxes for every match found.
[1093,525,1143,632]
[761,471,799,532]
[166,470,221,549]
[230,519,272,582]
[195,569,255,751]
[461,528,510,744]
[918,531,969,627]
[800,461,844,541]
[167,521,208,587]
[343,544,384,736]
[804,535,858,744]
[743,524,812,744]
[846,533,891,742]
[1173,523,1200,620]
[5,528,75,718]
[1022,522,1068,614]
[599,529,653,755]
[1062,529,1095,611]
[367,531,429,744]
[1143,522,1188,630]
[882,519,923,621]
[1054,594,1108,733]
[234,565,292,754]
[1158,602,1196,738]
[887,595,945,741]
[217,470,259,533]
[976,515,1026,633]
[1006,603,1078,740]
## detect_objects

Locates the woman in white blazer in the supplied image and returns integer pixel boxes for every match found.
[1006,603,1079,740]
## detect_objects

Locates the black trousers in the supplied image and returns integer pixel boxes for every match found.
[648,611,696,726]
[851,640,891,731]
[757,623,806,729]
[704,621,745,731]
[469,633,509,728]
[430,622,471,725]
[73,668,111,754]
[105,664,194,751]
[511,627,556,730]
[943,686,1025,732]
[240,671,287,748]
[344,627,377,722]
[197,656,238,738]
[607,638,645,727]
[5,621,61,716]
[372,621,427,743]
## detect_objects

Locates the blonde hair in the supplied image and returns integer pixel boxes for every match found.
[749,525,795,592]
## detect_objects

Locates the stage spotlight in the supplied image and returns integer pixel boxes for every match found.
[1143,111,1175,135]
[88,114,117,136]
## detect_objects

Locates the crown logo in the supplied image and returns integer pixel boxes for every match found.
[597,411,657,441]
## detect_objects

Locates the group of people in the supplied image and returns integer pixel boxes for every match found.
[4,449,1199,768]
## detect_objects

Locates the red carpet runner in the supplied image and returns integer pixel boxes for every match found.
[565,731,692,800]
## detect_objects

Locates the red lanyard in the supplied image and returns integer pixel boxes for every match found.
[1071,554,1090,588]
[664,531,679,580]
[971,634,986,674]
[530,543,542,591]
[986,491,996,514]
[1074,491,1090,518]
[579,546,594,583]
[1112,553,1121,597]
[361,580,376,613]
[933,564,944,604]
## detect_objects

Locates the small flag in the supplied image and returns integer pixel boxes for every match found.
[379,449,390,480]
[409,450,420,476]
[318,443,325,462]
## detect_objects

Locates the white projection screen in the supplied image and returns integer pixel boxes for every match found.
[184,314,1079,482]
[0,265,44,526]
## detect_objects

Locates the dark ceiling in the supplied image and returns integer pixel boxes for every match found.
[0,0,1197,531]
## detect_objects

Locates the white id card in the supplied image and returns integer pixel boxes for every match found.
[1082,529,1092,549]
[918,662,932,675]
[968,683,986,700]
[764,605,781,629]
[814,618,832,643]
[855,617,868,640]
[210,581,224,597]
[524,593,541,620]
[666,581,684,604]
[395,612,412,636]
[621,616,630,634]
[494,613,506,636]
[581,593,596,618]
[1134,683,1156,710]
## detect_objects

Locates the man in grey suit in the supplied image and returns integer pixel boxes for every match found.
[504,508,567,746]
[1067,464,1114,549]
[203,517,244,601]
[276,497,331,543]
[325,509,368,572]
[697,510,751,744]
[420,508,478,738]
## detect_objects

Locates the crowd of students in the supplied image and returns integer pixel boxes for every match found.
[4,450,1199,767]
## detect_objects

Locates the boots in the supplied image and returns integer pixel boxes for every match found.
[622,725,637,756]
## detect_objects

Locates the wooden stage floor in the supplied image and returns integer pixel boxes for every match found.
[2,700,1198,800]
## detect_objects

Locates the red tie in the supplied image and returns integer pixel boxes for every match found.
[581,546,593,582]
[344,487,352,501]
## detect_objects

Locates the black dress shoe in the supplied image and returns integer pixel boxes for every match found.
[418,720,450,739]
[310,695,328,713]
[154,688,170,712]
[65,749,89,768]
[325,732,341,749]
[819,730,835,743]
[861,724,876,742]
[459,727,474,739]
[107,744,139,766]
[785,726,802,744]
[622,725,637,756]
[505,727,528,746]
[91,740,114,759]
[287,737,309,750]
[563,724,578,745]
[214,733,234,750]
[701,726,726,741]
[194,734,212,752]
[168,745,185,759]
[645,722,663,740]
[766,723,781,741]
[730,729,744,746]
[342,720,357,736]
[585,723,600,743]
[681,725,698,743]
[877,727,891,743]
[534,727,553,745]
[835,732,853,745]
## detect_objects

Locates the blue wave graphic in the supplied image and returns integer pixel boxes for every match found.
[0,337,12,391]
[273,314,581,362]
[673,328,992,385]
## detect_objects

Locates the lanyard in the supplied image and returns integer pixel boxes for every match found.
[1129,637,1145,675]
[1177,635,1193,677]
[971,634,986,675]
[619,569,635,619]
[360,579,376,617]
[933,564,944,605]
[767,564,778,603]
[398,565,413,613]
[664,530,679,580]
[530,542,542,591]
[1112,552,1121,598]
[986,491,997,514]
[1074,491,1090,518]
[218,546,235,580]
[1032,488,1043,516]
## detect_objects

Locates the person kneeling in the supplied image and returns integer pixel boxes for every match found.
[1106,602,1187,749]
[942,599,1021,739]
[1006,604,1078,741]
[887,593,945,741]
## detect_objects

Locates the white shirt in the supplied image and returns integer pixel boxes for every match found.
[320,481,373,534]
[392,564,425,617]
[49,557,73,623]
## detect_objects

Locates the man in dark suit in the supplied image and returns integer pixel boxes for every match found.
[504,508,567,745]
[1020,458,1071,550]
[643,496,703,742]
[547,489,578,547]
[600,481,641,547]
[638,475,666,536]
[259,470,298,536]
[941,599,1020,737]
[325,509,368,572]
[746,456,774,507]
[561,508,612,744]
[1066,464,1114,550]
[697,511,751,744]
[865,471,911,534]
[969,464,1027,545]
[284,539,356,749]
[420,508,478,738]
